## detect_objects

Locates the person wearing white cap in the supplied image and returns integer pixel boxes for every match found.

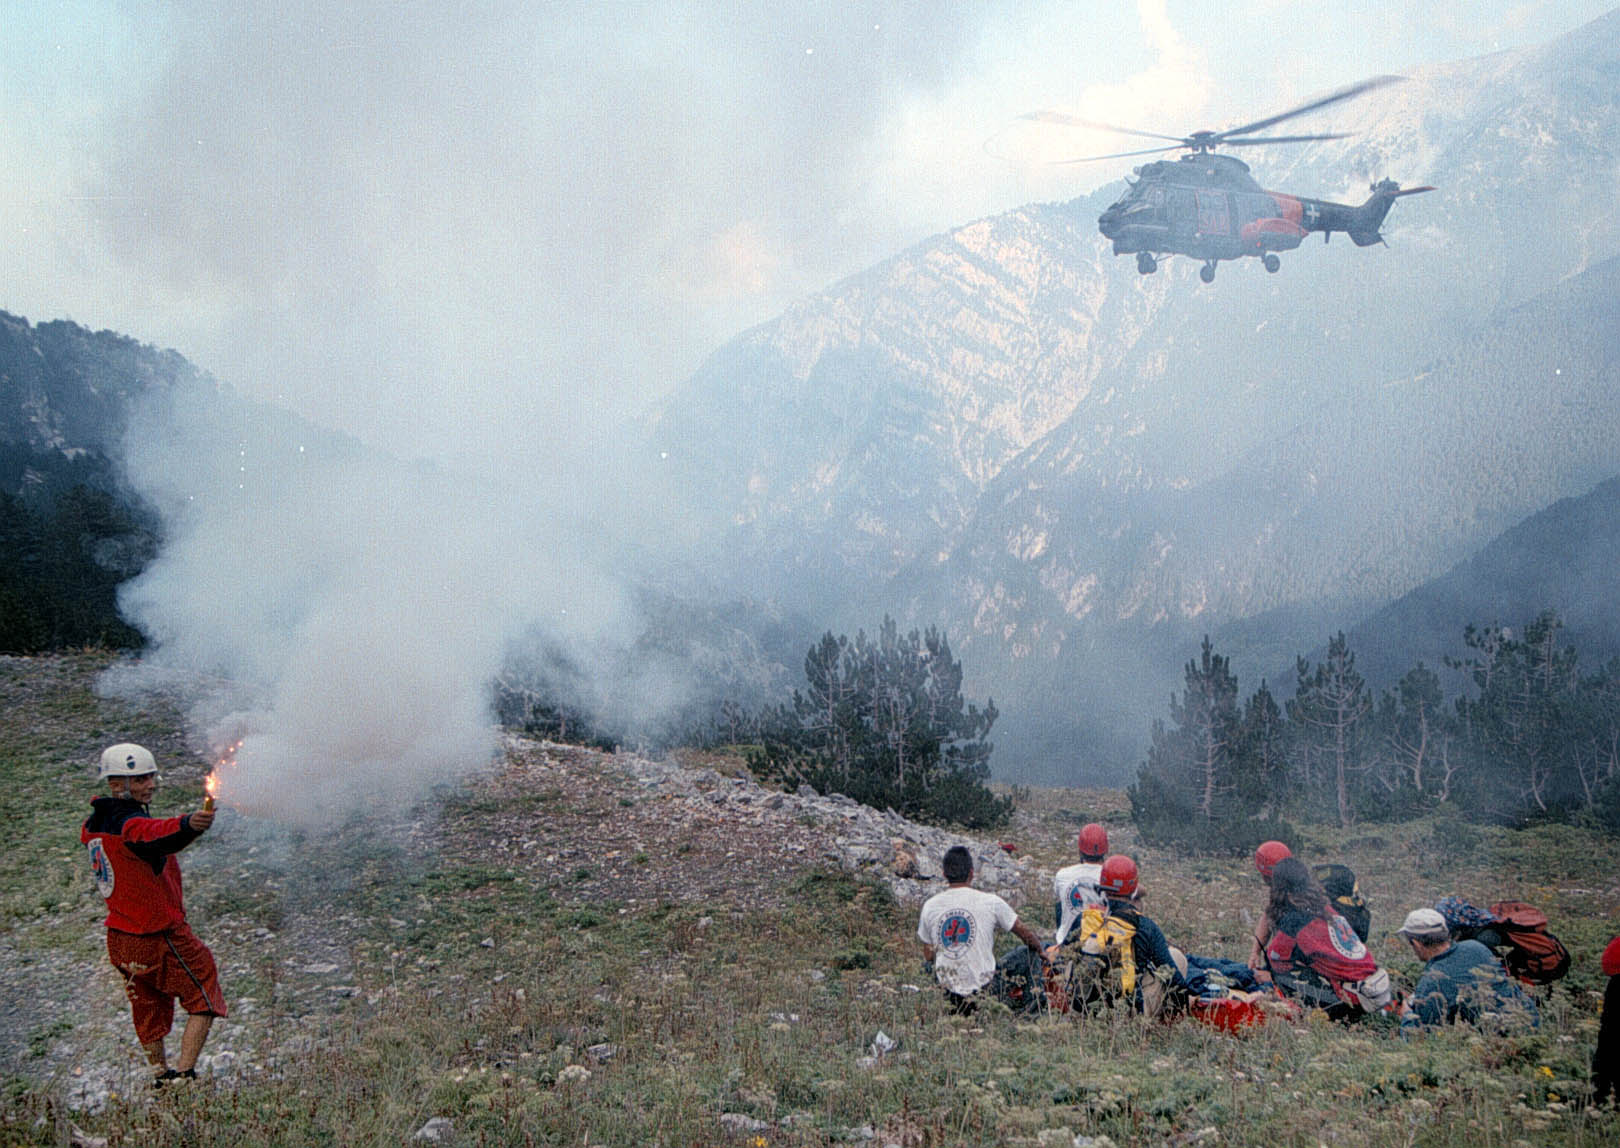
[1397,907,1538,1033]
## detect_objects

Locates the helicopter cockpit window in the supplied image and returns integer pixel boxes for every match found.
[1118,185,1163,215]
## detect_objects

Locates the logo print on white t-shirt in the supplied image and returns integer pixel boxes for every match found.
[939,911,974,951]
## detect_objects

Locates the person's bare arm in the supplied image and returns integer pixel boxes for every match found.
[1248,908,1275,978]
[1011,918,1045,954]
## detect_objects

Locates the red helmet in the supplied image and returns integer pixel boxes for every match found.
[1254,840,1292,880]
[1077,823,1108,860]
[1603,935,1620,978]
[1098,854,1138,898]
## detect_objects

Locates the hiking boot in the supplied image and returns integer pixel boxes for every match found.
[153,1068,197,1088]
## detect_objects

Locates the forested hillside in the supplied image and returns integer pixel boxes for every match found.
[1343,476,1620,689]
[0,312,202,651]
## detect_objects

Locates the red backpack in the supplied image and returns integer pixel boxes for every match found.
[1488,900,1571,985]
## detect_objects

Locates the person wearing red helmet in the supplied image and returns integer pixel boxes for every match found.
[81,743,225,1086]
[1246,840,1292,980]
[1098,854,1138,898]
[1051,823,1108,946]
[1072,854,1188,1016]
[1595,935,1620,1103]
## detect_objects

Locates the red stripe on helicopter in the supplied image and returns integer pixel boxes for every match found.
[1271,194,1304,226]
[1240,217,1308,247]
[1242,196,1307,248]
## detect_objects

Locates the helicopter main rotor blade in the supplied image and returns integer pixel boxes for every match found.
[1050,143,1186,164]
[1014,73,1402,162]
[1219,132,1354,147]
[1212,74,1403,144]
[1020,110,1188,144]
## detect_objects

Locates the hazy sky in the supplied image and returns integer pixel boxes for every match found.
[4,0,1611,469]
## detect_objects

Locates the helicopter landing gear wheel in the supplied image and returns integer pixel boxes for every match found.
[1262,253,1280,273]
[1136,252,1158,274]
[1199,261,1216,284]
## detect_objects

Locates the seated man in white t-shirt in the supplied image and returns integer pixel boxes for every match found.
[917,845,1047,1013]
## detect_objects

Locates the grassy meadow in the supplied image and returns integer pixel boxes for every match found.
[2,655,1619,1147]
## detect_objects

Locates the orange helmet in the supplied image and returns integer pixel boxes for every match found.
[1098,854,1138,898]
[1254,840,1292,880]
[1077,823,1109,860]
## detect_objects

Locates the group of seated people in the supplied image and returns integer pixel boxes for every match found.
[915,827,1539,1033]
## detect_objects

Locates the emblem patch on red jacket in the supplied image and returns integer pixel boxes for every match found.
[87,838,115,898]
[1328,915,1366,959]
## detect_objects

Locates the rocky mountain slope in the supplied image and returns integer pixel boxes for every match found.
[9,16,1620,780]
[649,13,1620,774]
[0,312,209,499]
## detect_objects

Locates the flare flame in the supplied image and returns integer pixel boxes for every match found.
[204,739,243,811]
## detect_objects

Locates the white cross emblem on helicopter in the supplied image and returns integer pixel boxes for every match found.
[1304,202,1321,225]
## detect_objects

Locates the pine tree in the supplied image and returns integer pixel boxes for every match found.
[796,630,868,784]
[749,616,1006,828]
[1288,633,1371,828]
[1569,658,1620,808]
[1129,636,1286,852]
[1239,679,1287,815]
[1372,662,1458,804]
[1453,611,1580,815]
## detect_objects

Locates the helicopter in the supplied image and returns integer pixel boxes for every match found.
[1026,75,1434,282]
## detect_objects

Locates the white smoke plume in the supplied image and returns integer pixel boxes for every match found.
[102,379,639,822]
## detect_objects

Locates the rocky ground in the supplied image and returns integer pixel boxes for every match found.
[2,655,1053,1115]
[467,737,1035,911]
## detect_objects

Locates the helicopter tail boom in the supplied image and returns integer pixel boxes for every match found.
[1346,180,1435,246]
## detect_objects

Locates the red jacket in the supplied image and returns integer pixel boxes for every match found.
[1266,910,1378,995]
[81,796,201,934]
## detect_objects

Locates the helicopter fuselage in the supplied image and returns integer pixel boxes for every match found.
[1096,154,1426,279]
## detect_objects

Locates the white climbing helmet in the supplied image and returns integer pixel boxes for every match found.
[98,743,158,780]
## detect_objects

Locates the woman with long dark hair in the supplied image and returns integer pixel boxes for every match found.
[1263,857,1390,1019]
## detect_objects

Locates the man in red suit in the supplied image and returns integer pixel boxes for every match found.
[81,743,225,1084]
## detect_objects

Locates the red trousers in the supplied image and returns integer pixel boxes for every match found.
[107,923,226,1044]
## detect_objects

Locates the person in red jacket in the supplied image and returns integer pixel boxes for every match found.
[1263,857,1390,1020]
[81,743,225,1084]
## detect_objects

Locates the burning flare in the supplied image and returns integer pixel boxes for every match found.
[204,740,243,811]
